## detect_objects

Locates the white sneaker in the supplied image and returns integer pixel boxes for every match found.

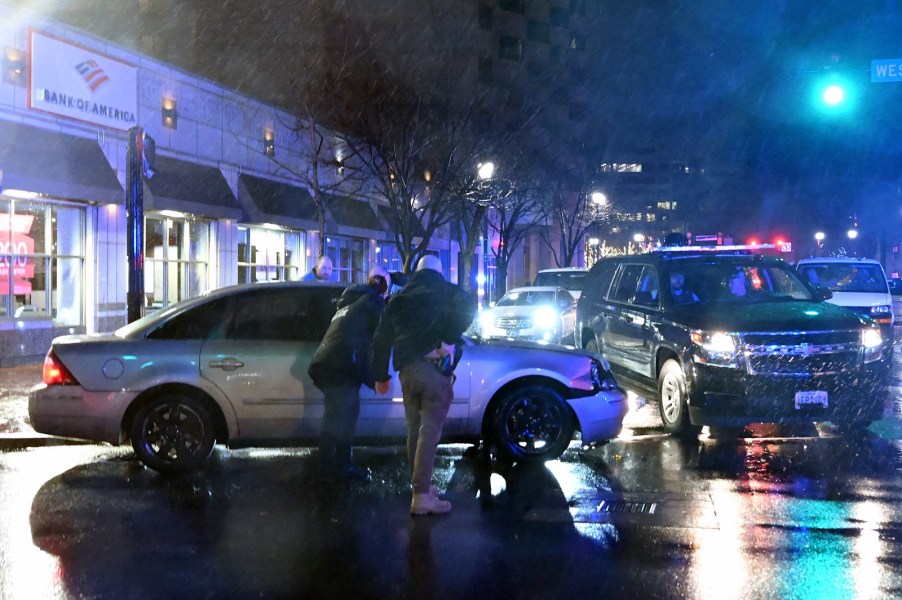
[410,493,452,516]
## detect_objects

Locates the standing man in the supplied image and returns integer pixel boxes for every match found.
[302,255,335,281]
[308,267,391,481]
[373,255,477,515]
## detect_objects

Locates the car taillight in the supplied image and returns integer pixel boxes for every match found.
[43,351,78,386]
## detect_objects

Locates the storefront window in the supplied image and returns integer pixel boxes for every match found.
[145,213,210,308]
[237,226,305,283]
[324,236,365,283]
[0,198,85,324]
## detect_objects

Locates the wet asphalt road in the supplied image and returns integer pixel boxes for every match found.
[2,351,902,599]
[3,422,902,599]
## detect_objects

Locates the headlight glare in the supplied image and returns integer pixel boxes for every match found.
[533,306,559,330]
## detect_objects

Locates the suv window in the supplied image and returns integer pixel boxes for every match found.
[610,264,645,303]
[799,262,889,294]
[673,261,812,303]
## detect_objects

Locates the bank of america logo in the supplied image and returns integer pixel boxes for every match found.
[75,60,109,92]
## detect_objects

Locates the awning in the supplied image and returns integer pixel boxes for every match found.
[238,174,319,228]
[146,155,243,219]
[327,195,383,233]
[378,205,426,238]
[0,119,123,203]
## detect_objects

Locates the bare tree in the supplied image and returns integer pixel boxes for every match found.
[540,172,603,268]
[489,180,545,299]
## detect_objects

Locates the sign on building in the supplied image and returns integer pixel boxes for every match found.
[28,30,138,130]
[871,59,902,83]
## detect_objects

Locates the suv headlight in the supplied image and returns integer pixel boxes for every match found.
[690,329,741,367]
[870,305,893,325]
[862,327,883,363]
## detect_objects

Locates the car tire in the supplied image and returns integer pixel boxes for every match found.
[129,391,217,474]
[657,359,700,437]
[492,385,575,463]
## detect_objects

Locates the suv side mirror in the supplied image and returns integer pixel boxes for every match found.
[815,285,833,301]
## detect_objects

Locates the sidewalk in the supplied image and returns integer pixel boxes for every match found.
[0,362,81,447]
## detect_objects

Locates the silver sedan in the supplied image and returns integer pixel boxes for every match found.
[29,282,627,473]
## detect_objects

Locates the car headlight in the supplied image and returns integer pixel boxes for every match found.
[533,306,559,331]
[479,311,495,331]
[590,359,618,392]
[690,329,740,367]
[862,327,884,362]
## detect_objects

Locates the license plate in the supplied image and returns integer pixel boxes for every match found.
[795,390,828,409]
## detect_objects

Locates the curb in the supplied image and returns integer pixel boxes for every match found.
[0,432,94,450]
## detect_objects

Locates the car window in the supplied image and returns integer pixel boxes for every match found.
[226,288,340,341]
[146,296,232,340]
[534,270,587,291]
[799,263,889,294]
[609,264,644,303]
[497,290,557,307]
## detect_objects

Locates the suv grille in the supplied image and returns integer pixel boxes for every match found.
[741,330,861,376]
[494,316,532,330]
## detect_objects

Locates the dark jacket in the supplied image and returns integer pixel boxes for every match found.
[372,269,477,379]
[308,284,385,390]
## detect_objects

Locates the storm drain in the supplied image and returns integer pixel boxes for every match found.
[596,500,657,514]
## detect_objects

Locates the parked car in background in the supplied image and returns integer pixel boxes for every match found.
[532,267,588,300]
[473,286,577,345]
[576,246,889,436]
[796,257,894,349]
[29,282,627,474]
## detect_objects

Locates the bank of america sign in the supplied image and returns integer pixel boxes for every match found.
[28,30,138,131]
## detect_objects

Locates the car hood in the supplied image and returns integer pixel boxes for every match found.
[672,300,869,332]
[483,305,553,318]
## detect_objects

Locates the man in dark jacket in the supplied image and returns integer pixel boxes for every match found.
[372,255,477,515]
[308,268,391,481]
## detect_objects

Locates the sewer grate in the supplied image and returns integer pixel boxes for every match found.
[596,500,657,514]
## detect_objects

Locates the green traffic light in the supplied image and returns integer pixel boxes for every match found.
[822,84,844,105]
[810,73,858,117]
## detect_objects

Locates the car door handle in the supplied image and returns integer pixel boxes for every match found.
[209,358,245,371]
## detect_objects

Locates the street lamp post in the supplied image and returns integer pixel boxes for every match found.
[814,231,825,256]
[477,162,495,307]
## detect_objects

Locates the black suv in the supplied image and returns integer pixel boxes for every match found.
[575,247,889,435]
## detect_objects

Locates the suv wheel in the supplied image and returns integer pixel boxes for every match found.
[657,359,699,437]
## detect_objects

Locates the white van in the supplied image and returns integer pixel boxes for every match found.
[796,257,894,333]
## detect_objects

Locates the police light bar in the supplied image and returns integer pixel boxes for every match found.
[655,244,777,253]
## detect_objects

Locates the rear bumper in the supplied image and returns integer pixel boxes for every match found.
[28,384,134,445]
[568,388,629,443]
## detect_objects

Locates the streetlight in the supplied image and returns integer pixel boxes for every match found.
[476,162,497,306]
[591,191,607,206]
[847,228,858,240]
[814,231,825,256]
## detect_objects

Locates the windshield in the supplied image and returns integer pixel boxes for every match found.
[533,272,586,292]
[496,290,557,307]
[798,263,889,294]
[670,262,814,304]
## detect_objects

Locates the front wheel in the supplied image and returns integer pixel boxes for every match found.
[129,391,217,474]
[492,385,575,463]
[657,359,700,437]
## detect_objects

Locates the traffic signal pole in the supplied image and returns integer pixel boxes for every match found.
[125,127,146,323]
